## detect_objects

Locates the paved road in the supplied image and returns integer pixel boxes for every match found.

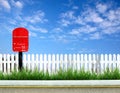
[0,87,120,93]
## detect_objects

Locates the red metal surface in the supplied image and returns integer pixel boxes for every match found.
[12,27,29,52]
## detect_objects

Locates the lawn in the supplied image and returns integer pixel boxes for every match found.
[0,68,120,80]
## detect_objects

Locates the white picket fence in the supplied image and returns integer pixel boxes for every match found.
[0,54,120,73]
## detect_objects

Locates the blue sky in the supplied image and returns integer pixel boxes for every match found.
[0,0,120,54]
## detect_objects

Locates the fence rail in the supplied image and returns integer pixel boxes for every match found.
[0,54,120,73]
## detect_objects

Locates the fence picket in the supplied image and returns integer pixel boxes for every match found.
[113,54,117,68]
[76,54,80,71]
[51,54,55,73]
[88,54,92,73]
[108,54,112,71]
[43,54,47,73]
[80,54,84,70]
[60,54,63,69]
[40,54,43,71]
[117,54,120,70]
[36,54,39,70]
[64,54,67,71]
[47,54,51,73]
[68,54,72,69]
[84,54,87,72]
[31,54,34,71]
[56,54,60,72]
[11,54,13,72]
[27,54,31,70]
[23,54,27,70]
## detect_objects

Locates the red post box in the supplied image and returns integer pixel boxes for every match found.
[12,27,29,52]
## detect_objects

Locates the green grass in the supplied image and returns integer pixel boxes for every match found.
[0,68,120,80]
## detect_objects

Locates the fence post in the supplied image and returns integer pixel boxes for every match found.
[18,52,23,71]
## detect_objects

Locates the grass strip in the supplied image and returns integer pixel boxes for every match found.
[0,68,120,80]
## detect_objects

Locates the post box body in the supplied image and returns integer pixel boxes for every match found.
[12,27,29,52]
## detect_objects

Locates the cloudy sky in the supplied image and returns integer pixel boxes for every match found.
[0,0,120,54]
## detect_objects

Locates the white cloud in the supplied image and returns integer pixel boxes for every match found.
[96,3,107,13]
[85,25,97,33]
[106,9,120,22]
[53,28,62,33]
[69,29,80,35]
[59,11,76,26]
[0,0,11,10]
[107,10,116,21]
[38,28,48,33]
[25,10,47,24]
[70,25,97,35]
[61,11,75,19]
[29,25,38,31]
[72,6,79,10]
[29,25,48,33]
[84,10,103,23]
[60,19,71,27]
[14,1,23,9]
[57,35,68,43]
[48,34,69,43]
[100,8,120,34]
[29,31,37,37]
[102,26,120,35]
[90,32,101,40]
[75,16,84,25]
[11,0,23,9]
[100,20,112,28]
